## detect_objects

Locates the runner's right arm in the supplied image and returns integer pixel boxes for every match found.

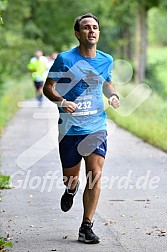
[43,78,78,113]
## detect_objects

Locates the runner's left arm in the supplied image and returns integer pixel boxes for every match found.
[103,81,120,109]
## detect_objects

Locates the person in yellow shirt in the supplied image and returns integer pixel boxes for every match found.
[28,50,47,105]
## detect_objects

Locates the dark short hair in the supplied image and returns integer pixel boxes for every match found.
[74,13,100,32]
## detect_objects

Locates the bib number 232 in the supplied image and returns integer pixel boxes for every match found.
[72,95,97,116]
[78,101,91,110]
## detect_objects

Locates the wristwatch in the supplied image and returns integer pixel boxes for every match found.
[109,93,119,100]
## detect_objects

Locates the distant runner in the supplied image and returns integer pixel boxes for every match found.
[28,50,47,105]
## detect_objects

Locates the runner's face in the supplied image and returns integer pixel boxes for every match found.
[75,18,100,46]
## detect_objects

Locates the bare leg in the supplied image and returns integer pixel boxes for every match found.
[60,162,81,212]
[37,87,43,102]
[62,162,81,190]
[82,153,104,222]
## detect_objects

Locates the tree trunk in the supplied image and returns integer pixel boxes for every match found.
[120,27,132,61]
[124,27,132,61]
[135,5,147,84]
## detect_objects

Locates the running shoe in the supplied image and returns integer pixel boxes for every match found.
[60,180,80,212]
[78,221,100,244]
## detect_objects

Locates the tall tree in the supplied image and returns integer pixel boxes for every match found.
[134,0,167,83]
[98,0,135,60]
[28,0,99,52]
[109,0,166,84]
[135,3,148,84]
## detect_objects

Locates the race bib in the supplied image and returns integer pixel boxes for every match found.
[72,95,97,116]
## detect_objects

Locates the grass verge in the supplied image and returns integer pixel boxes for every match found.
[0,74,34,136]
[0,237,13,251]
[0,175,12,250]
[106,86,167,152]
[0,174,10,189]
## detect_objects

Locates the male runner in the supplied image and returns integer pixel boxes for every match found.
[43,13,120,244]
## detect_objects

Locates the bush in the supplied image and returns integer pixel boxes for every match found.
[145,61,167,98]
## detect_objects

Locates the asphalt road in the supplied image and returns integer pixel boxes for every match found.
[0,99,167,252]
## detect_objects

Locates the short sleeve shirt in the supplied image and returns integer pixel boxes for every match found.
[48,46,113,135]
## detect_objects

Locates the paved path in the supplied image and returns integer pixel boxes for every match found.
[0,99,167,252]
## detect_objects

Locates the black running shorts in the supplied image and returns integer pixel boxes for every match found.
[58,130,107,168]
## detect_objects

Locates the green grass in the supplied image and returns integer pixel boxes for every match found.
[0,237,13,250]
[0,174,11,189]
[106,89,167,152]
[0,74,34,135]
[105,46,167,152]
[147,46,167,64]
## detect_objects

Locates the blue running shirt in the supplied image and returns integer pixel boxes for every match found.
[48,46,113,135]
